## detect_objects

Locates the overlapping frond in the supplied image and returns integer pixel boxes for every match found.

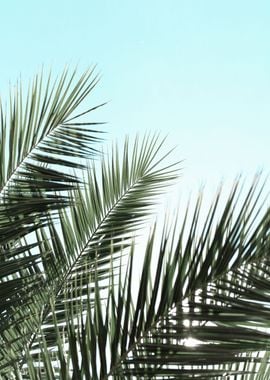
[0,67,103,243]
[2,69,270,380]
[114,187,270,379]
[0,135,179,376]
[30,135,179,348]
[112,187,270,379]
[0,67,104,375]
[18,178,270,379]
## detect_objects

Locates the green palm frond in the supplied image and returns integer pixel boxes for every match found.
[19,178,270,379]
[0,67,105,375]
[0,67,104,243]
[0,135,179,375]
[2,68,270,380]
[30,134,179,347]
[112,185,270,379]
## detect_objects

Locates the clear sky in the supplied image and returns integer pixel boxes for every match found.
[1,0,270,200]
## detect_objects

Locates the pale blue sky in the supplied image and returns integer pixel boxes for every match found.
[1,0,270,196]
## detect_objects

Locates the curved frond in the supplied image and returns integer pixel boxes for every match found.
[0,67,105,375]
[33,134,179,347]
[0,135,179,375]
[18,178,270,379]
[2,69,270,380]
[0,68,104,243]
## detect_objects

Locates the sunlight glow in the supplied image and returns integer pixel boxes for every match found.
[182,337,202,347]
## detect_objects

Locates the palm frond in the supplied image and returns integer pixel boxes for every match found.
[19,177,270,379]
[2,69,270,380]
[32,134,179,345]
[0,67,104,243]
[0,67,105,375]
[0,135,179,375]
[112,181,270,379]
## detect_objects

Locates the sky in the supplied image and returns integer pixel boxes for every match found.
[1,0,270,205]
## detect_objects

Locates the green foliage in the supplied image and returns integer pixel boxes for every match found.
[1,68,270,379]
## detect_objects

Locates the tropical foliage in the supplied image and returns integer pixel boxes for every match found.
[1,68,270,379]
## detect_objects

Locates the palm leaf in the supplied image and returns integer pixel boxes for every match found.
[112,181,270,379]
[0,67,104,243]
[2,69,270,380]
[0,135,179,375]
[19,177,270,379]
[31,134,179,346]
[0,67,105,375]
